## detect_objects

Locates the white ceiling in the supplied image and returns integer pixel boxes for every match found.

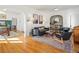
[27,5,79,11]
[0,5,79,12]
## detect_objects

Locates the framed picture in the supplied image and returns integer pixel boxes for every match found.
[0,14,6,19]
[39,15,43,24]
[33,14,38,24]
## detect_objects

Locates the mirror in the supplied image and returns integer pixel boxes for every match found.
[50,15,63,25]
[55,17,59,22]
[50,15,63,33]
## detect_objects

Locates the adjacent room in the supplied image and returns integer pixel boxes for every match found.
[0,5,79,53]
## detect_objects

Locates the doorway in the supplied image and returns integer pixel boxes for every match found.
[0,18,23,43]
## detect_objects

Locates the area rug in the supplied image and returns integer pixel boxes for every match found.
[32,36,73,52]
[4,31,19,38]
[0,35,5,40]
[3,31,20,40]
[0,31,23,43]
[32,36,64,50]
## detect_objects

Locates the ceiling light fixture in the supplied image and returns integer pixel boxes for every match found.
[3,9,7,11]
[0,11,6,14]
[54,8,59,11]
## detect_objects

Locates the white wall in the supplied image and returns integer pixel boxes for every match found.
[24,9,50,36]
[24,8,79,36]
[3,7,79,36]
[63,8,79,28]
[2,11,24,32]
[6,12,23,31]
[12,8,79,35]
[46,11,70,27]
[0,7,50,34]
[46,8,79,29]
[0,8,49,35]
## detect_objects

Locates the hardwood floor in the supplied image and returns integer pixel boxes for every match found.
[0,33,65,53]
[74,42,79,52]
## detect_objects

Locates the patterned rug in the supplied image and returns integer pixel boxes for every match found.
[0,35,5,40]
[4,31,19,40]
[4,31,19,38]
[32,36,73,53]
[33,36,64,50]
[0,31,23,43]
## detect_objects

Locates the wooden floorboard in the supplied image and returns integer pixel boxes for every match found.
[0,33,65,53]
[74,42,79,52]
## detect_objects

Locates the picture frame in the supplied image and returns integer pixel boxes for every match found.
[39,15,43,24]
[33,14,38,24]
[0,14,6,19]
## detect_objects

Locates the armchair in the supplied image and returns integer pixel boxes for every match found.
[56,32,72,41]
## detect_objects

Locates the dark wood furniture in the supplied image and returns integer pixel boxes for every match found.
[0,20,11,36]
[0,27,10,36]
[73,26,79,43]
